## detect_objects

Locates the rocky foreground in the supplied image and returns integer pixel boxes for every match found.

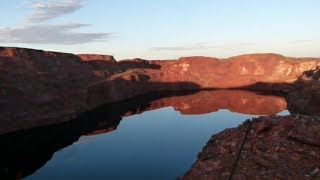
[0,46,319,134]
[183,115,320,179]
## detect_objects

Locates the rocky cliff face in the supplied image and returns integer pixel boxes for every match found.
[77,54,116,62]
[86,54,320,108]
[154,54,319,88]
[0,47,319,134]
[0,47,99,134]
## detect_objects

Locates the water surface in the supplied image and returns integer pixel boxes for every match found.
[0,90,290,180]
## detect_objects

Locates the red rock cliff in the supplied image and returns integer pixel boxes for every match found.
[87,54,320,107]
[77,54,115,62]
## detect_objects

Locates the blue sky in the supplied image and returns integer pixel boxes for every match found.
[1,0,320,60]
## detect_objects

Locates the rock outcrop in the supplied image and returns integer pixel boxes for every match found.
[77,54,116,62]
[156,54,319,89]
[0,47,98,134]
[183,116,320,179]
[0,46,319,134]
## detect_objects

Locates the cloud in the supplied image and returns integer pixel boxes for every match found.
[151,42,218,51]
[151,42,256,51]
[0,0,111,45]
[25,0,84,24]
[289,40,312,44]
[0,23,111,44]
[238,42,256,46]
[152,46,201,51]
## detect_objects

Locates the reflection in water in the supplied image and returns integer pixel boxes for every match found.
[131,90,287,115]
[0,90,289,179]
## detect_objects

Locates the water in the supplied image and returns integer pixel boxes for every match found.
[0,90,290,180]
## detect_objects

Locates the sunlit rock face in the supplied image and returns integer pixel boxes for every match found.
[86,54,319,107]
[77,54,116,62]
[0,46,319,134]
[148,54,319,88]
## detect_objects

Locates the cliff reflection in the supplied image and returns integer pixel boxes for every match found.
[129,90,287,116]
[0,90,287,179]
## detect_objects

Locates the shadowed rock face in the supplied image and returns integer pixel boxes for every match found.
[286,81,320,116]
[0,46,319,134]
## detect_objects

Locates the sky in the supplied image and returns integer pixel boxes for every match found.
[1,0,320,60]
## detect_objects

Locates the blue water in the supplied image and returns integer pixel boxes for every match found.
[26,108,289,180]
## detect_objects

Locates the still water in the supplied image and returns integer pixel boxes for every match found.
[0,90,290,180]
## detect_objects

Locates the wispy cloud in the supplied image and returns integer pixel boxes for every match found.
[289,39,312,44]
[0,0,111,45]
[151,42,256,51]
[151,42,218,51]
[238,42,256,46]
[0,23,110,44]
[25,0,85,24]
